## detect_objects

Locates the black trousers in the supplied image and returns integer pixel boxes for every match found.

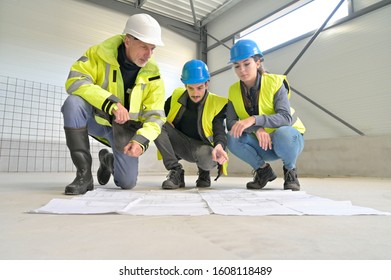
[154,123,217,171]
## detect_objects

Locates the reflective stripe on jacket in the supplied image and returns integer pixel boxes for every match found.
[65,34,166,146]
[228,73,305,134]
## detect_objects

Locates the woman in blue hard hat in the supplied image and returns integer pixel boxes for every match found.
[226,39,305,191]
[154,59,229,189]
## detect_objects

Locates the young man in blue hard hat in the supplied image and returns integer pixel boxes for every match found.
[61,14,166,195]
[226,39,305,191]
[154,60,229,189]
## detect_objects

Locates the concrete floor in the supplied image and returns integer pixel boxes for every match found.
[0,172,391,260]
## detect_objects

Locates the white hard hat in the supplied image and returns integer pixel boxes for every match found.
[123,13,164,46]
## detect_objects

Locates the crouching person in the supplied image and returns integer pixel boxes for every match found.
[155,60,229,189]
[226,39,305,191]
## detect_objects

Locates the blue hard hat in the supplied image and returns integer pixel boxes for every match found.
[181,59,210,84]
[229,39,263,63]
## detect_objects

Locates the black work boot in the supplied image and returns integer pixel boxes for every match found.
[283,166,300,191]
[64,127,94,195]
[97,149,113,185]
[196,168,211,188]
[162,168,185,189]
[246,163,277,189]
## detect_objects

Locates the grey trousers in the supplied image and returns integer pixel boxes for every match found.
[154,123,217,171]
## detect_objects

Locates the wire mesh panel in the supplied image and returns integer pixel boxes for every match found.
[0,75,107,172]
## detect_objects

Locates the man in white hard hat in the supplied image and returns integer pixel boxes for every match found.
[61,13,166,195]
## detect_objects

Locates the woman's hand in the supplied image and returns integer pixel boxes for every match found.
[230,116,256,138]
[255,128,272,150]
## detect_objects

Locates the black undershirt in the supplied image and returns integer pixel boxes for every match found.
[176,97,202,141]
[240,72,260,116]
[117,43,141,110]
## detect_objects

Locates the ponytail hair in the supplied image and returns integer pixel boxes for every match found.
[253,54,267,75]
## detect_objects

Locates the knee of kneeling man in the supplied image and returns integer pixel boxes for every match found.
[120,184,136,190]
[115,178,137,190]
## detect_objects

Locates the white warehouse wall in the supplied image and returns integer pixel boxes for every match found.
[0,0,390,178]
[0,0,196,174]
[0,0,196,97]
[206,0,391,178]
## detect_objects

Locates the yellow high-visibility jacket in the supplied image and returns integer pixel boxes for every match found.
[65,35,166,148]
[162,88,228,175]
[228,73,305,134]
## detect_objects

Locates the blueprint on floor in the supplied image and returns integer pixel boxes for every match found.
[29,188,391,216]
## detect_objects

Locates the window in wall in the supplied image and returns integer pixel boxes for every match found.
[239,0,349,52]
